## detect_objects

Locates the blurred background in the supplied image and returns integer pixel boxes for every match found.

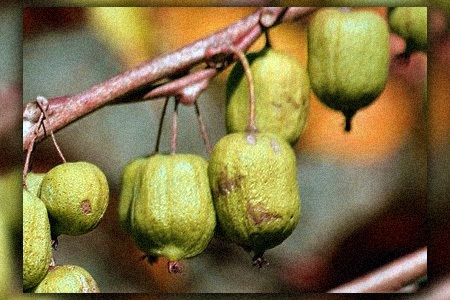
[1,2,449,298]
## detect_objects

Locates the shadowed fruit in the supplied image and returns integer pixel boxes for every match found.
[389,7,427,54]
[39,161,109,237]
[23,189,52,290]
[0,216,12,297]
[208,132,300,266]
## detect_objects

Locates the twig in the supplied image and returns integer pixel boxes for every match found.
[230,47,257,133]
[22,7,318,152]
[194,101,212,155]
[154,97,170,154]
[328,247,427,293]
[171,99,180,155]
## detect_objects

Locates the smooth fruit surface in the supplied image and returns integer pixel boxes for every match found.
[307,8,389,131]
[208,132,300,260]
[226,47,310,144]
[39,161,109,236]
[0,216,12,297]
[389,7,427,53]
[130,154,216,262]
[118,157,148,234]
[23,189,52,290]
[32,265,100,293]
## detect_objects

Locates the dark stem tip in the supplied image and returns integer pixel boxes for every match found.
[252,254,268,268]
[342,109,357,132]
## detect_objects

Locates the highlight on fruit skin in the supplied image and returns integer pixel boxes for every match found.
[126,153,216,272]
[32,265,100,293]
[307,7,390,132]
[208,132,301,267]
[39,161,109,237]
[226,46,310,144]
[23,189,52,291]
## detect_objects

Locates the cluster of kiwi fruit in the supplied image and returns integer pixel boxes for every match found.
[119,32,310,269]
[119,7,428,272]
[23,161,108,292]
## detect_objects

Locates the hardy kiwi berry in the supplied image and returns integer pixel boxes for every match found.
[32,265,100,293]
[389,7,427,54]
[226,46,310,144]
[39,161,109,237]
[208,132,300,267]
[0,215,12,296]
[128,154,216,272]
[307,8,389,131]
[23,189,52,290]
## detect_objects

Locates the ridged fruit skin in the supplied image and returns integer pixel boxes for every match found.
[23,189,52,290]
[226,47,310,144]
[208,132,300,258]
[0,215,12,297]
[307,8,389,130]
[129,154,216,262]
[39,162,109,236]
[389,7,427,53]
[32,265,100,293]
[118,157,148,234]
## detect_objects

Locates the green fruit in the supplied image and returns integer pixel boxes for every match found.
[39,162,109,237]
[226,47,310,144]
[0,215,12,297]
[23,189,52,290]
[118,157,148,234]
[32,265,100,293]
[389,7,427,53]
[25,172,45,197]
[307,8,389,131]
[208,132,300,266]
[129,154,216,270]
[0,168,22,230]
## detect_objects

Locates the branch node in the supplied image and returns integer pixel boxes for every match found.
[260,7,288,28]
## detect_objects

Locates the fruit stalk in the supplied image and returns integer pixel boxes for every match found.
[231,48,257,133]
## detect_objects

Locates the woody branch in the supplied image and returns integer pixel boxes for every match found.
[22,7,317,152]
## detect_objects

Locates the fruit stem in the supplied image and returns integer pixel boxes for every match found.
[194,101,212,155]
[154,96,170,154]
[231,47,257,133]
[171,99,180,155]
[343,109,356,132]
[264,30,272,49]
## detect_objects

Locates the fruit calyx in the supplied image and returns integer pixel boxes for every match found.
[168,261,183,274]
[252,254,269,269]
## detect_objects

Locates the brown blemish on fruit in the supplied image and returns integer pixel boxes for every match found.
[247,203,281,225]
[216,169,245,196]
[81,200,91,215]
